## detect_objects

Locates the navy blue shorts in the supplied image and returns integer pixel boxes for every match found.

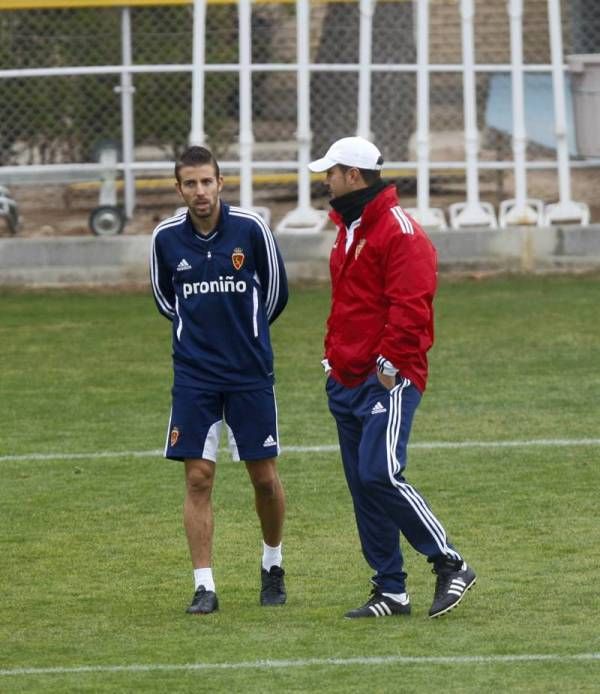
[164,385,280,462]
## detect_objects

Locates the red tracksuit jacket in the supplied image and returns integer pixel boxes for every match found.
[325,184,437,393]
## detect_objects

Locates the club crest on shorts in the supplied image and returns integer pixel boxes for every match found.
[232,247,245,270]
[170,426,180,447]
[355,238,366,260]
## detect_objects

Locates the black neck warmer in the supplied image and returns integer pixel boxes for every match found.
[330,179,387,227]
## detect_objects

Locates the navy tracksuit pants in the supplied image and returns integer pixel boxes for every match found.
[326,373,462,593]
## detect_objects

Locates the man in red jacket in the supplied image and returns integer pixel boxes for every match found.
[309,136,476,619]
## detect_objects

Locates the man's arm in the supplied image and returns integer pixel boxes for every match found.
[149,230,176,321]
[378,233,437,375]
[253,218,289,324]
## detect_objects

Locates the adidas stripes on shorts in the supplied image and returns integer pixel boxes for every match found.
[165,384,280,462]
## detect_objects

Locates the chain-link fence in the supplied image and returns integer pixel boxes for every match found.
[1,0,600,230]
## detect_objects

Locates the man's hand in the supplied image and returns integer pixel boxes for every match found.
[377,372,396,390]
[376,355,398,389]
[321,358,332,376]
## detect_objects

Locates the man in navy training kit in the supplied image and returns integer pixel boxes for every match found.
[150,146,289,614]
[309,136,476,619]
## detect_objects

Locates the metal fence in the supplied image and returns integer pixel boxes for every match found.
[1,0,600,233]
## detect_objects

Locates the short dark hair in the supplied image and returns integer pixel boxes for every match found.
[337,163,382,187]
[175,146,220,182]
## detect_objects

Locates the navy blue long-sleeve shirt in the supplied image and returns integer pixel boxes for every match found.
[150,203,288,391]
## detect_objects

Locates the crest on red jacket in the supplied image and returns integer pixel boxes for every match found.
[232,247,245,270]
[355,238,366,260]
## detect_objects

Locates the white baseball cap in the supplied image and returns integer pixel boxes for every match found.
[308,136,383,172]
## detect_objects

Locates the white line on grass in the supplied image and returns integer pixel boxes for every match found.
[1,653,599,677]
[1,438,600,463]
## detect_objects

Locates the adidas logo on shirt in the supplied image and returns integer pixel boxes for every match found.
[263,435,277,447]
[371,401,387,415]
[177,258,192,272]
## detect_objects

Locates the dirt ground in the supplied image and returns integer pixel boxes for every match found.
[2,167,599,238]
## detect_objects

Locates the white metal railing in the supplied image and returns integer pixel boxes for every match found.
[118,6,136,219]
[189,0,207,148]
[544,0,590,225]
[0,62,582,79]
[448,0,498,229]
[0,0,597,230]
[405,0,446,229]
[499,0,544,228]
[276,0,328,233]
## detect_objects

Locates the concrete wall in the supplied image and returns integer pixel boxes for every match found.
[1,225,600,287]
[432,225,600,273]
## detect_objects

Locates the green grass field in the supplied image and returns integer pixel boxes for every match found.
[1,274,599,693]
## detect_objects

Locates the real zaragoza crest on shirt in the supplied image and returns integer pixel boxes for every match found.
[232,247,245,270]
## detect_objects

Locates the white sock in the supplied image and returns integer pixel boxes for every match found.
[193,567,215,592]
[382,592,409,605]
[262,542,282,571]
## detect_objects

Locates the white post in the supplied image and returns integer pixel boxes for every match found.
[543,0,589,225]
[276,0,328,233]
[357,0,374,141]
[295,0,314,215]
[189,0,207,146]
[508,0,527,213]
[119,6,135,219]
[406,0,447,229]
[499,0,543,227]
[549,0,571,207]
[238,0,254,211]
[449,0,497,228]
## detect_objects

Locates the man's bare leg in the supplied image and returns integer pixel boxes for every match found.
[245,457,285,547]
[184,458,218,613]
[246,457,287,605]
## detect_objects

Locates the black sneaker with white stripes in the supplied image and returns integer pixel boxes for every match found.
[428,558,476,618]
[345,588,411,619]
